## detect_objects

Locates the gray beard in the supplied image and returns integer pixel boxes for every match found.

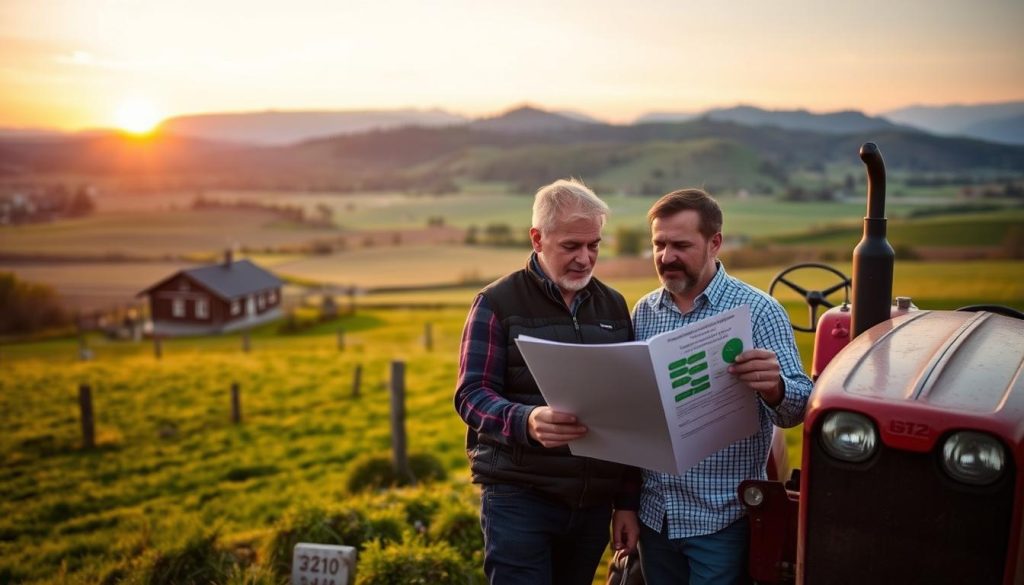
[557,273,593,292]
[662,274,696,295]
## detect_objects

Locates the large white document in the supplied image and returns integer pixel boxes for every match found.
[515,304,758,475]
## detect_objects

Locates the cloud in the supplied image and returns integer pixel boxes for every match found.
[54,49,140,71]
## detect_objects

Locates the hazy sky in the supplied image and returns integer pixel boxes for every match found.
[2,0,1022,130]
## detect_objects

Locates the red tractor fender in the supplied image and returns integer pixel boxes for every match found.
[810,305,851,380]
[811,298,918,379]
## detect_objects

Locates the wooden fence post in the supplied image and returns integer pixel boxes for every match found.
[389,361,412,482]
[423,322,433,352]
[79,383,95,449]
[351,364,362,398]
[78,334,90,361]
[153,335,162,359]
[231,382,241,424]
[242,331,251,353]
[337,328,345,351]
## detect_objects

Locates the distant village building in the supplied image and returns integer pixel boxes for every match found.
[138,253,284,336]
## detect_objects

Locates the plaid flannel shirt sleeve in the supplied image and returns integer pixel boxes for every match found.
[454,294,536,446]
[754,296,812,428]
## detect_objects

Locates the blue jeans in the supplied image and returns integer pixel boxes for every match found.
[479,483,612,585]
[638,516,750,585]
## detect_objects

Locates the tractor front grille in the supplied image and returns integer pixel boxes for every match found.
[803,435,1015,584]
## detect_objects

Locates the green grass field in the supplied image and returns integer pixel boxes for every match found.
[1,309,478,584]
[3,180,1022,584]
[200,190,954,237]
[3,260,1021,583]
[766,208,1024,249]
[270,244,528,290]
[0,209,339,258]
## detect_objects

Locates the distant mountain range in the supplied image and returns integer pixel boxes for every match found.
[155,104,918,144]
[880,102,1024,145]
[468,106,594,134]
[154,101,1024,146]
[158,108,468,145]
[2,105,1022,195]
[6,101,1022,146]
[638,105,905,135]
[638,102,1024,145]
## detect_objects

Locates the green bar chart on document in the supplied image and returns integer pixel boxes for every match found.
[669,337,744,402]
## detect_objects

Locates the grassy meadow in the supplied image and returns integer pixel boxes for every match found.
[2,183,1022,584]
[3,258,1023,584]
[204,189,942,236]
[0,209,340,259]
[1,309,480,584]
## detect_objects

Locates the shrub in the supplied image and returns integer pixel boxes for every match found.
[892,243,921,261]
[264,503,378,577]
[223,563,286,585]
[356,535,475,585]
[1001,225,1024,259]
[394,493,444,529]
[363,509,405,546]
[142,529,230,585]
[345,452,447,493]
[0,272,71,335]
[614,225,646,257]
[427,503,482,561]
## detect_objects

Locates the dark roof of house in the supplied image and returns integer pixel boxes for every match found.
[139,259,284,300]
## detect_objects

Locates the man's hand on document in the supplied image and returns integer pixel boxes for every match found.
[728,348,784,407]
[527,406,588,447]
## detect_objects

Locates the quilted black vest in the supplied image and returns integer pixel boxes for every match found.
[468,262,633,507]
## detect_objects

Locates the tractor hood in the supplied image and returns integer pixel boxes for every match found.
[810,310,1024,455]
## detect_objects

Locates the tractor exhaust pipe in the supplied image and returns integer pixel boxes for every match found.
[851,142,895,339]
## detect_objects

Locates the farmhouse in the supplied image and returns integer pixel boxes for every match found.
[138,253,284,336]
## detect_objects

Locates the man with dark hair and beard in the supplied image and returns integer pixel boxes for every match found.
[623,188,812,585]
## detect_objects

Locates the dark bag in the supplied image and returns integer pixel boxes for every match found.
[606,549,645,585]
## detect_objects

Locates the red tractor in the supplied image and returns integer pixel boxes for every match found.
[742,143,1024,584]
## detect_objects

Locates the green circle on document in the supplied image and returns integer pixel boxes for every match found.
[722,338,744,363]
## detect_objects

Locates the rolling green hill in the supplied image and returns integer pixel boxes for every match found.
[4,110,1023,194]
[764,208,1024,251]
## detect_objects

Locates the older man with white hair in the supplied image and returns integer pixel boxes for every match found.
[455,178,640,585]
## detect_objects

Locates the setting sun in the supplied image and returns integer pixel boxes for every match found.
[114,98,163,134]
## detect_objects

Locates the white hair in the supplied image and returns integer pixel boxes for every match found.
[531,178,609,232]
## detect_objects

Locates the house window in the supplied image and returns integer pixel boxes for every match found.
[231,300,241,315]
[268,289,277,304]
[195,298,209,319]
[257,294,266,310]
[172,299,185,318]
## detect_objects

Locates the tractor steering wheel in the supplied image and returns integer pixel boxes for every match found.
[769,262,852,333]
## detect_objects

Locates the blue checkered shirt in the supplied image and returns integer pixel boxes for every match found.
[632,262,811,539]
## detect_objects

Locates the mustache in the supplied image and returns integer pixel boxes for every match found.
[657,262,688,274]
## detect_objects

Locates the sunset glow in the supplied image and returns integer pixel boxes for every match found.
[113,98,162,134]
[0,0,1021,130]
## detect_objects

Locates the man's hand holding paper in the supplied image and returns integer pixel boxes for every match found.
[728,348,785,407]
[528,406,588,448]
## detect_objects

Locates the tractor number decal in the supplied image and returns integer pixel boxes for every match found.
[888,419,930,438]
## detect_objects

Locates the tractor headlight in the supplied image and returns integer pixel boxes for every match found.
[941,431,1006,486]
[742,485,765,508]
[820,411,877,462]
